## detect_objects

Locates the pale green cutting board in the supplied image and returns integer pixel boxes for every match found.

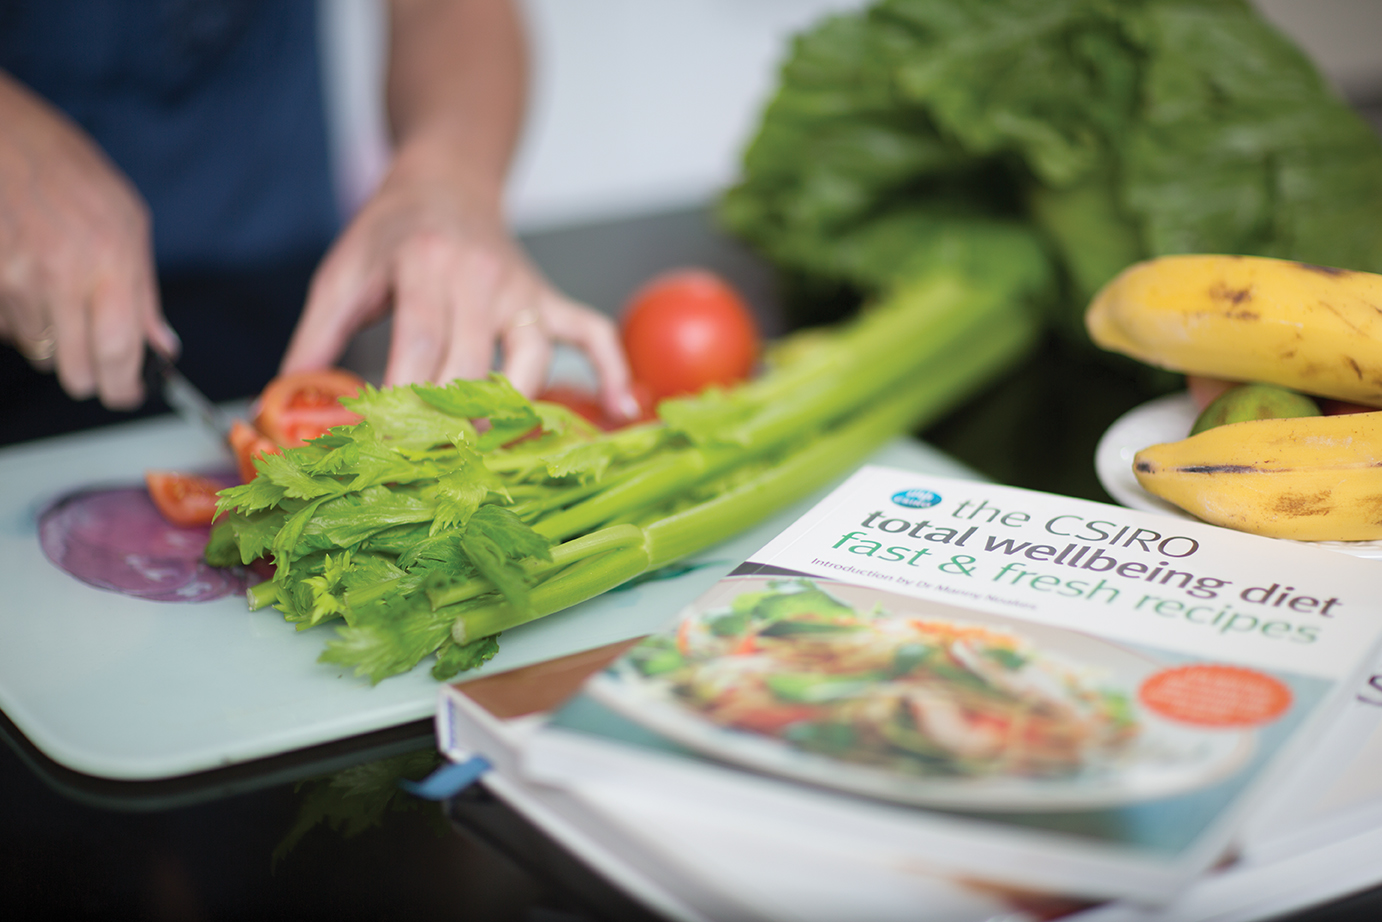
[0,412,976,780]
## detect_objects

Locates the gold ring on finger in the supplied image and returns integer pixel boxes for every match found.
[19,325,56,363]
[507,308,542,332]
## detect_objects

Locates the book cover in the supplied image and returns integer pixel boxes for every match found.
[438,652,1382,922]
[518,468,1382,902]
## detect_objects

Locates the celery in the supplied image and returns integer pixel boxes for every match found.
[443,309,1033,648]
[212,255,1048,683]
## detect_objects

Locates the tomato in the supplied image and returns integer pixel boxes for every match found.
[145,471,223,528]
[229,418,281,483]
[629,380,658,421]
[253,368,365,447]
[537,385,613,429]
[620,269,760,402]
[230,368,362,481]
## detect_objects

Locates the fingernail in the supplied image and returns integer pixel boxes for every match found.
[163,325,182,358]
[63,372,97,401]
[618,392,642,420]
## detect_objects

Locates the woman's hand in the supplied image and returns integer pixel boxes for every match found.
[279,0,635,421]
[279,139,637,419]
[0,70,178,408]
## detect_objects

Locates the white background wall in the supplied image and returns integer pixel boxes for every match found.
[1253,0,1382,101]
[507,0,868,232]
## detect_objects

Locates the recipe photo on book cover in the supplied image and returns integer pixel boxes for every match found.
[522,467,1382,901]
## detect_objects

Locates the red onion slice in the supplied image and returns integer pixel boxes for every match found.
[38,485,248,603]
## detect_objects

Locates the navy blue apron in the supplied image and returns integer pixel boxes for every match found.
[0,0,346,435]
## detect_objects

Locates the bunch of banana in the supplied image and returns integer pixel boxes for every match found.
[1086,254,1382,541]
[1087,254,1382,406]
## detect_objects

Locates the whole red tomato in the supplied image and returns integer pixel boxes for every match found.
[620,269,759,403]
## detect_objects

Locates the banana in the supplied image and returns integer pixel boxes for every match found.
[1087,254,1382,407]
[1133,411,1382,541]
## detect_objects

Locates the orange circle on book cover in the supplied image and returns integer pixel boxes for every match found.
[1139,664,1292,727]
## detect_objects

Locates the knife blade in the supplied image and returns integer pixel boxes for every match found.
[144,348,234,445]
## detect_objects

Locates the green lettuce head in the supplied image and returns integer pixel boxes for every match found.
[721,0,1382,337]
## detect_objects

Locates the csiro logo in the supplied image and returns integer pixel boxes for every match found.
[891,488,941,509]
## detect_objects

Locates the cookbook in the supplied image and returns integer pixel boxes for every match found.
[444,468,1382,904]
[439,657,1382,922]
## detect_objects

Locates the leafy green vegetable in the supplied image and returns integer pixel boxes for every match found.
[766,672,875,704]
[628,635,685,677]
[706,608,752,638]
[758,619,864,637]
[708,579,856,636]
[720,0,1382,334]
[731,578,857,623]
[983,646,1029,671]
[215,254,1050,683]
[783,721,858,755]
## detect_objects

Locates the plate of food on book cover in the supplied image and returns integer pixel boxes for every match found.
[589,576,1260,811]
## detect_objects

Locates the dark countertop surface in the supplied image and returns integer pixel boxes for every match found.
[4,204,1382,922]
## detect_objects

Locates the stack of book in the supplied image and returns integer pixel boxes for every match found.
[436,469,1382,921]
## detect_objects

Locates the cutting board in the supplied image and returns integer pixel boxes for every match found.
[0,412,976,781]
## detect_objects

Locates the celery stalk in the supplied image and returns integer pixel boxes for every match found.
[444,302,1036,644]
[427,523,646,610]
[450,544,652,644]
[529,273,1023,545]
[645,307,1035,566]
[220,254,1050,683]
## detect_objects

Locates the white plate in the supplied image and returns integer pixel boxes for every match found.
[589,577,1256,812]
[1094,393,1382,560]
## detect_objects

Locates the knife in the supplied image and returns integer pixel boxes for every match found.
[144,348,234,445]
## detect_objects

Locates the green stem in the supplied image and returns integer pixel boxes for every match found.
[487,419,664,474]
[248,580,279,611]
[532,449,711,541]
[506,475,617,521]
[344,572,425,610]
[724,277,1001,452]
[529,273,1020,544]
[451,543,652,643]
[425,523,647,610]
[447,303,1037,643]
[646,307,1036,566]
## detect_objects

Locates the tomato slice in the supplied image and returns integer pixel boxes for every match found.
[253,368,365,447]
[229,418,281,483]
[145,471,224,528]
[620,269,760,402]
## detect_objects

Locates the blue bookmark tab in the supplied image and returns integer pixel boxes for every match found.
[399,755,492,800]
